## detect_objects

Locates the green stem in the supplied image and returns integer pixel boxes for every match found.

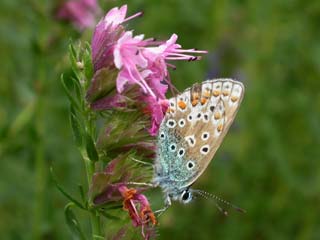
[82,111,102,239]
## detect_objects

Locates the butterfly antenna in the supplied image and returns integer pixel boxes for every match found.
[194,189,246,214]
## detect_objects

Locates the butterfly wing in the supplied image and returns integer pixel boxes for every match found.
[157,79,244,189]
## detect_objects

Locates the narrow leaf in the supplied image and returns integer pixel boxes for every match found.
[70,106,83,148]
[86,133,99,162]
[50,167,86,210]
[69,42,81,80]
[83,42,93,81]
[65,203,87,240]
[61,74,81,111]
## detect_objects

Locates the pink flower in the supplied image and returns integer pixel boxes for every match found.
[56,0,100,30]
[114,31,157,97]
[92,5,143,71]
[141,96,169,136]
[89,5,207,135]
[119,186,156,240]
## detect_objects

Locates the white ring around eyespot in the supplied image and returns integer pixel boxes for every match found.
[186,160,195,170]
[177,148,185,157]
[200,145,210,155]
[203,113,209,123]
[169,143,177,152]
[185,135,196,147]
[178,119,186,128]
[166,119,176,128]
[201,132,210,141]
[159,131,165,139]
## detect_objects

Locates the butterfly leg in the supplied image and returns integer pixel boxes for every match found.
[126,182,156,187]
[154,195,171,216]
[130,157,154,167]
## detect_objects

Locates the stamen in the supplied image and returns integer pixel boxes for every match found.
[123,11,144,23]
[174,49,208,54]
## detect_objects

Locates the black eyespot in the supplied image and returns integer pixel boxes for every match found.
[178,148,185,157]
[168,121,174,126]
[197,113,202,118]
[188,115,192,121]
[160,133,165,139]
[202,147,208,152]
[182,191,190,201]
[202,132,209,141]
[210,106,215,112]
[204,114,208,121]
[179,119,185,127]
[169,144,177,152]
[187,161,194,169]
[190,138,194,144]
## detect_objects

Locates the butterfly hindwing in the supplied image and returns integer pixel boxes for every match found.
[156,79,244,189]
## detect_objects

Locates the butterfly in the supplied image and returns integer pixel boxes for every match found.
[153,78,244,211]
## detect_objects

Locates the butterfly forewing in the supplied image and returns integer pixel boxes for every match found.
[158,79,244,188]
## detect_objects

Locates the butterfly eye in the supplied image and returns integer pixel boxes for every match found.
[177,148,185,157]
[200,145,210,155]
[169,143,177,152]
[201,132,210,141]
[159,132,165,139]
[186,160,195,170]
[178,119,186,128]
[180,190,193,203]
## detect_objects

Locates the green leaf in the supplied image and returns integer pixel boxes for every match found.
[78,184,86,206]
[50,167,86,210]
[71,76,83,105]
[69,42,81,80]
[85,133,99,162]
[61,74,81,111]
[64,203,87,240]
[70,106,83,148]
[83,42,93,82]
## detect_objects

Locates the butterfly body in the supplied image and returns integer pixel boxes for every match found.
[153,79,244,205]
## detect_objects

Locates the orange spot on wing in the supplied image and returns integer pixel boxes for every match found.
[178,100,187,109]
[203,90,211,98]
[192,99,199,106]
[212,90,220,97]
[231,96,239,102]
[217,124,223,132]
[214,112,221,120]
[222,90,230,96]
[201,97,207,105]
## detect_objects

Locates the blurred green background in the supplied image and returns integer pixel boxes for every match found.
[1,0,320,239]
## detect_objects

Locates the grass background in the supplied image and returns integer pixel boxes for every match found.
[1,0,320,239]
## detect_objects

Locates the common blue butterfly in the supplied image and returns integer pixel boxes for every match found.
[153,78,244,212]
